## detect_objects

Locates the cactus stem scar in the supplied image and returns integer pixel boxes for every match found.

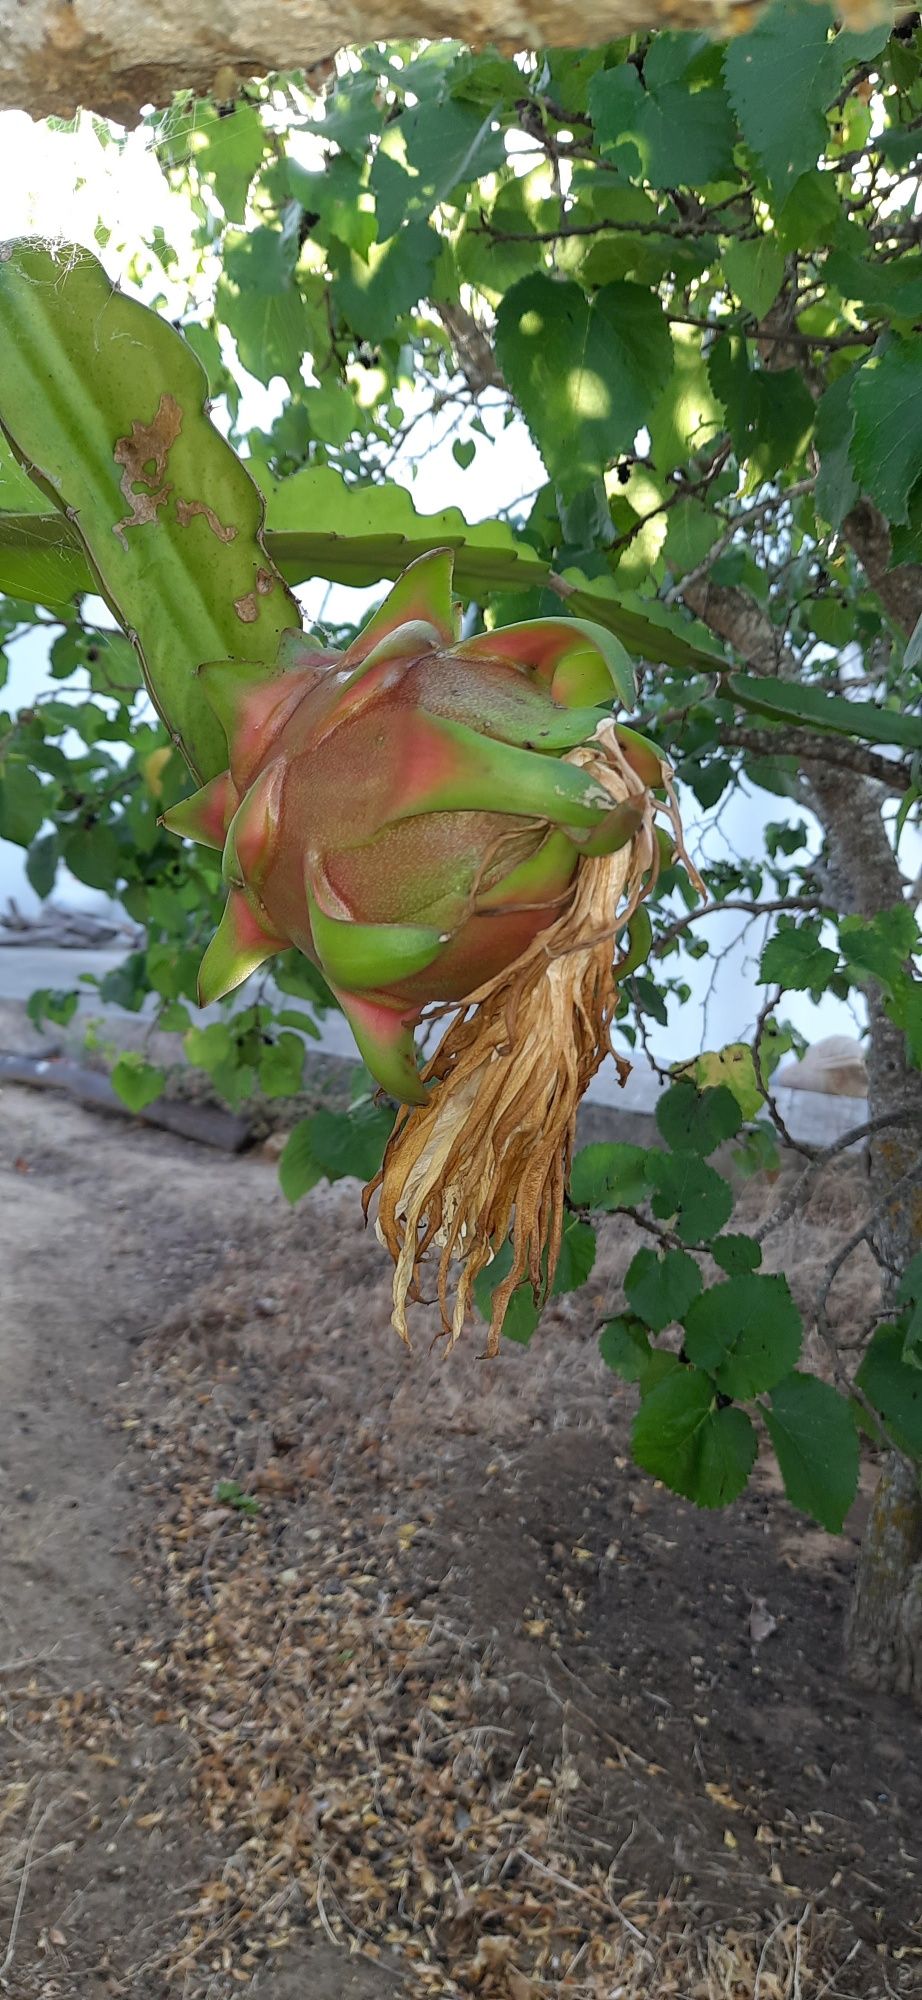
[175,498,238,543]
[112,392,182,547]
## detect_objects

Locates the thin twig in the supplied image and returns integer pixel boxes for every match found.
[0,1801,55,1985]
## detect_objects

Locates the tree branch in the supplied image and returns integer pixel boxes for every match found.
[720,724,914,793]
[652,895,822,956]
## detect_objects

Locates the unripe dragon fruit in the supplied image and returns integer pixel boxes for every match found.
[163,548,652,1104]
[164,546,694,1351]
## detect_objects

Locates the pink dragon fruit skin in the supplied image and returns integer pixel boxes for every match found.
[162,549,643,1102]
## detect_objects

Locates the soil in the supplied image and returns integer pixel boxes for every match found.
[0,1056,920,1998]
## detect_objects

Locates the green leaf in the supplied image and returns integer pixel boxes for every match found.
[849,339,922,525]
[599,1315,655,1382]
[472,1241,542,1344]
[551,1216,597,1295]
[764,1373,859,1530]
[188,100,266,223]
[63,824,121,890]
[839,906,918,993]
[825,250,922,323]
[683,1274,803,1396]
[258,1032,306,1098]
[0,240,297,782]
[647,1151,734,1244]
[857,1323,922,1456]
[217,226,312,385]
[495,274,673,500]
[590,63,736,187]
[722,236,785,320]
[711,1233,762,1275]
[625,1246,702,1332]
[453,439,476,471]
[25,829,59,898]
[184,1021,234,1074]
[656,1079,742,1155]
[26,986,79,1030]
[709,337,814,484]
[399,96,506,205]
[331,221,441,343]
[569,1141,650,1210]
[632,1369,757,1507]
[729,671,922,750]
[681,1044,764,1120]
[724,0,842,193]
[760,920,838,996]
[111,1051,166,1112]
[279,1100,394,1203]
[814,371,859,530]
[0,757,45,846]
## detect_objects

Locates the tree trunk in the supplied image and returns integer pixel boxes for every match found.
[805,766,922,1701]
[846,1452,922,1700]
[685,555,922,1700]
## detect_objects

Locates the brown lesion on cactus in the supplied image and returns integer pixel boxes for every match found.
[367,724,700,1357]
[112,392,182,547]
[234,567,277,621]
[175,497,238,544]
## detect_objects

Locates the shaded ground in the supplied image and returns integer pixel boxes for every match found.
[0,1069,919,1997]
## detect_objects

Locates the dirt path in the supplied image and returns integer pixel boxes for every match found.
[1,1075,920,1997]
[0,1081,400,1996]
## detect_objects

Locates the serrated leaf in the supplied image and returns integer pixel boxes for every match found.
[724,0,842,193]
[599,1315,654,1382]
[590,63,736,187]
[551,1216,597,1296]
[683,1274,803,1396]
[647,1151,733,1244]
[331,221,441,343]
[399,96,506,205]
[472,1241,541,1344]
[680,1044,764,1120]
[856,1323,922,1456]
[709,337,814,485]
[188,100,266,222]
[25,829,59,899]
[0,240,296,781]
[64,824,121,891]
[849,340,922,526]
[26,987,79,1030]
[722,237,785,319]
[111,1052,166,1112]
[711,1233,762,1275]
[760,920,838,995]
[259,1032,306,1098]
[625,1246,702,1332]
[280,1100,394,1204]
[656,1079,742,1155]
[814,371,859,530]
[569,1141,650,1210]
[495,273,673,501]
[632,1369,757,1507]
[217,226,313,384]
[0,757,45,846]
[764,1373,859,1531]
[838,906,919,993]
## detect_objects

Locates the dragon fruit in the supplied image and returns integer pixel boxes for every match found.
[162,548,652,1103]
[163,546,694,1350]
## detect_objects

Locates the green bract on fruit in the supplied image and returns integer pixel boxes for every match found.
[162,547,651,1105]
